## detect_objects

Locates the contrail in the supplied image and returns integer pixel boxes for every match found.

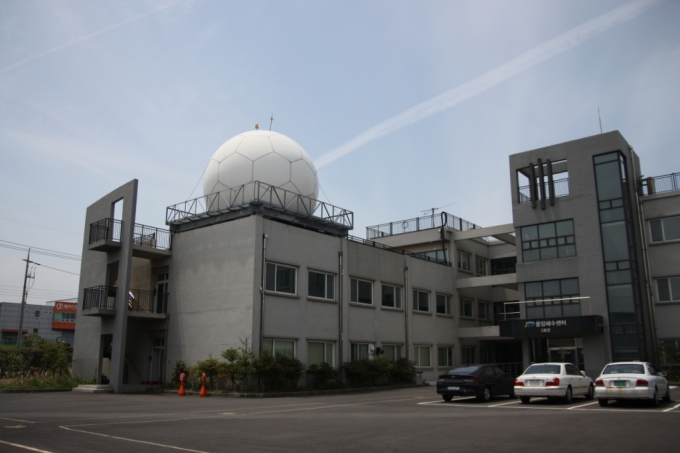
[0,2,176,74]
[315,0,659,169]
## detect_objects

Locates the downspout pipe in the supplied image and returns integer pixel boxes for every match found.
[259,233,267,354]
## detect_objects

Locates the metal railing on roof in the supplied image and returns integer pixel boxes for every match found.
[638,172,680,196]
[88,219,171,250]
[166,181,353,230]
[347,235,451,266]
[366,212,482,240]
[517,178,570,204]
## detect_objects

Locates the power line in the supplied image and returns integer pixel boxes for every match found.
[38,264,80,276]
[0,240,81,261]
[0,217,81,236]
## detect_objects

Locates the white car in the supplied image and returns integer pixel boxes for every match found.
[595,361,671,407]
[514,362,594,404]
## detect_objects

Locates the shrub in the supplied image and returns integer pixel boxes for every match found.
[306,362,341,389]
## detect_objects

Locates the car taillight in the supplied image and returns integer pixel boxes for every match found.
[595,379,604,387]
[463,377,477,382]
[545,378,560,387]
[514,379,524,386]
[635,379,648,387]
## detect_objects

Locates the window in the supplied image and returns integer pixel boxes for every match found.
[265,263,296,294]
[478,302,488,320]
[480,347,493,363]
[436,294,451,315]
[437,346,453,367]
[350,279,373,305]
[460,298,473,318]
[382,344,402,361]
[351,343,371,361]
[414,346,431,367]
[525,278,580,318]
[308,341,334,366]
[262,339,295,358]
[521,220,576,262]
[308,271,334,300]
[381,285,402,309]
[458,251,471,272]
[476,257,488,276]
[54,312,76,322]
[32,328,38,333]
[34,310,40,318]
[657,277,680,302]
[462,347,475,364]
[651,216,680,242]
[413,290,429,312]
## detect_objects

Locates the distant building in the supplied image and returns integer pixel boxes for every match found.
[0,299,77,345]
[71,130,679,393]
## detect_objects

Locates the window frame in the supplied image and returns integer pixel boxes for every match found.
[436,294,451,315]
[462,347,475,365]
[437,346,453,367]
[460,298,474,318]
[350,278,373,305]
[261,339,296,358]
[650,216,680,243]
[307,340,335,367]
[524,278,581,319]
[351,342,372,361]
[476,257,488,276]
[477,301,489,320]
[657,277,680,302]
[308,270,335,301]
[265,262,297,295]
[414,345,431,367]
[458,251,472,272]
[381,344,403,361]
[412,289,430,313]
[521,220,576,262]
[381,284,402,309]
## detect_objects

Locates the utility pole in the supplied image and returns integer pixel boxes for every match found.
[17,249,38,349]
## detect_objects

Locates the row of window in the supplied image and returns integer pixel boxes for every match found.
[457,252,488,275]
[521,220,576,262]
[262,339,459,368]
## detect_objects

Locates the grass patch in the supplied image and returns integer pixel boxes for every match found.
[0,375,94,390]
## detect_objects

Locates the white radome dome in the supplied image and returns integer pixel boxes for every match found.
[203,130,318,200]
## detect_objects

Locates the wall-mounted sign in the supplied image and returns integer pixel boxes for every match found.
[499,315,603,338]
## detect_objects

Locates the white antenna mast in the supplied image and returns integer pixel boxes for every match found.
[598,107,603,134]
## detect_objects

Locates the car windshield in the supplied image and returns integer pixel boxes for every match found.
[447,366,480,375]
[602,364,645,375]
[524,364,561,375]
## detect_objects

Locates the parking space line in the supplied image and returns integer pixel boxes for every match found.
[59,426,209,452]
[662,403,680,413]
[488,400,522,407]
[0,439,53,453]
[567,401,599,409]
[0,417,35,424]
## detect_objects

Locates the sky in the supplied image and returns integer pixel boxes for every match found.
[1,0,679,305]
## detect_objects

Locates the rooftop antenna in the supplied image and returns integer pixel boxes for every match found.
[269,113,274,131]
[421,202,457,218]
[598,107,603,134]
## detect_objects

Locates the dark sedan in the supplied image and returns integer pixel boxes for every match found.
[437,365,516,402]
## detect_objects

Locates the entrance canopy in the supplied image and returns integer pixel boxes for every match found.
[499,315,603,338]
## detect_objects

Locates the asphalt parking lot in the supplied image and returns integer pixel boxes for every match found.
[1,386,679,453]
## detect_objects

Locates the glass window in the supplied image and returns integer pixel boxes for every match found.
[595,160,623,201]
[350,278,372,305]
[478,302,488,320]
[462,347,475,364]
[522,220,575,262]
[308,271,334,300]
[351,343,370,361]
[650,216,680,242]
[34,310,40,318]
[437,347,453,367]
[607,284,635,313]
[308,341,334,366]
[265,263,296,294]
[657,277,680,302]
[601,221,630,262]
[415,346,431,367]
[476,257,488,276]
[458,251,471,272]
[262,339,295,358]
[413,290,430,312]
[436,294,451,315]
[382,344,402,361]
[381,285,402,308]
[524,278,580,319]
[460,298,473,318]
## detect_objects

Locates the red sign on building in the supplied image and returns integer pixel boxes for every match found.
[52,301,77,330]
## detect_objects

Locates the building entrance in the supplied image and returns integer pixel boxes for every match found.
[547,338,584,370]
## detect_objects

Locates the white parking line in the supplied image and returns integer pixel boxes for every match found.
[488,400,522,407]
[567,401,599,410]
[59,426,209,453]
[0,417,35,424]
[662,402,680,413]
[0,440,53,453]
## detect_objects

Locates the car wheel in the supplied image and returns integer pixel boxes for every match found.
[563,386,573,404]
[663,386,672,403]
[650,388,659,408]
[476,386,491,402]
[520,396,531,404]
[597,398,608,407]
[585,384,595,400]
[443,395,452,402]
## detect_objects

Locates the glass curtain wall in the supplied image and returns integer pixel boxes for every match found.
[593,152,646,361]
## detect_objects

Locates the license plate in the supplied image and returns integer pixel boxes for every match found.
[613,381,627,387]
[527,380,542,387]
[448,386,459,390]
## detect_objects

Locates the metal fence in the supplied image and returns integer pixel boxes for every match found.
[83,285,117,310]
[166,181,353,230]
[518,178,570,204]
[366,212,482,240]
[88,219,122,244]
[133,223,171,250]
[638,172,680,196]
[347,236,450,266]
[82,286,168,314]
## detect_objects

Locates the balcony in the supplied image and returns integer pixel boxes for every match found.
[639,172,680,196]
[88,219,172,259]
[347,235,451,266]
[82,286,168,317]
[366,212,484,240]
[518,178,570,204]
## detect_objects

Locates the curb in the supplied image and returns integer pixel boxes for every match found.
[162,384,422,398]
[0,388,73,394]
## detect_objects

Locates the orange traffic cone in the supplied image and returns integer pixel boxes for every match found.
[178,372,186,396]
[199,372,208,397]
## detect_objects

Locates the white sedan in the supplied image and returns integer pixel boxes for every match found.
[514,362,594,404]
[595,362,671,407]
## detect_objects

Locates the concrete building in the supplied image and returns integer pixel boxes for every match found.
[0,299,77,345]
[71,130,679,393]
